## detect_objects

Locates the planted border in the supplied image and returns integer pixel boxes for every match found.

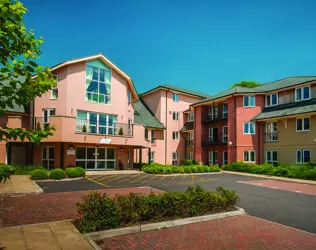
[142,163,221,174]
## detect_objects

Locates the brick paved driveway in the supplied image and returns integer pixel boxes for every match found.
[0,187,162,228]
[98,215,316,250]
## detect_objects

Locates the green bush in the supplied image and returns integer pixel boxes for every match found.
[0,164,15,183]
[66,167,86,178]
[172,166,179,173]
[14,165,45,175]
[203,166,210,172]
[209,165,221,172]
[184,166,192,173]
[197,166,204,173]
[30,169,48,180]
[181,159,194,166]
[178,166,184,174]
[73,192,121,233]
[165,167,173,174]
[50,169,66,180]
[74,185,239,233]
[191,166,198,173]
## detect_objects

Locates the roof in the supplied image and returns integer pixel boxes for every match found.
[253,76,316,92]
[252,98,316,121]
[140,84,212,99]
[49,53,139,102]
[180,122,194,131]
[134,98,165,129]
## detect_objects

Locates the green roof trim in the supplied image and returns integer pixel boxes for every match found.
[134,98,165,129]
[252,98,316,121]
[140,84,212,99]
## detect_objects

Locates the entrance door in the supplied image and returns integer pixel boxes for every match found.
[42,146,55,170]
[127,149,131,169]
[76,147,116,170]
[11,146,27,166]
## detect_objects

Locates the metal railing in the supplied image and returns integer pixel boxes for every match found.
[201,133,227,146]
[202,112,228,122]
[265,132,278,142]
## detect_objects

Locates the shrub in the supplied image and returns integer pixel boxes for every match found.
[165,167,173,174]
[181,159,194,166]
[172,166,179,173]
[197,166,204,173]
[74,185,239,233]
[184,166,192,173]
[73,192,121,233]
[191,166,198,173]
[14,165,45,175]
[0,165,15,183]
[118,127,124,135]
[209,165,221,172]
[203,166,210,172]
[30,169,48,180]
[82,124,87,133]
[178,166,185,174]
[50,169,66,180]
[66,167,86,178]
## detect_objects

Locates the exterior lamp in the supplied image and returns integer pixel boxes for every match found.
[120,147,124,152]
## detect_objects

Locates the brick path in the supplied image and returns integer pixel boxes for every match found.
[98,215,316,250]
[238,179,316,195]
[0,187,162,228]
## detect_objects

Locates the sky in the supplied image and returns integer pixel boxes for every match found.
[22,0,316,95]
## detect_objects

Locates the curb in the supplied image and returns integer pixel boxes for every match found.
[34,177,84,183]
[84,207,245,241]
[222,171,316,186]
[144,172,222,177]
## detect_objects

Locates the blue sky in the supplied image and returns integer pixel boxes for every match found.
[23,0,316,95]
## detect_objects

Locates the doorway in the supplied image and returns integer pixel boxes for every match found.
[76,147,116,170]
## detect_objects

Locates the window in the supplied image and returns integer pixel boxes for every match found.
[127,90,131,104]
[296,117,310,132]
[244,150,256,163]
[244,122,256,134]
[265,122,278,141]
[51,75,58,99]
[42,146,54,170]
[209,128,213,142]
[150,151,155,162]
[187,152,193,160]
[209,151,218,165]
[266,150,278,164]
[173,112,179,121]
[296,150,311,164]
[243,96,256,107]
[296,86,310,101]
[76,111,118,135]
[188,132,193,146]
[86,60,111,104]
[172,152,178,165]
[151,130,155,144]
[209,106,218,119]
[223,103,228,118]
[188,112,194,122]
[42,109,56,128]
[145,128,149,140]
[172,93,179,102]
[266,93,278,107]
[172,131,179,140]
[222,126,228,143]
[128,119,132,136]
[223,151,228,165]
[76,147,116,170]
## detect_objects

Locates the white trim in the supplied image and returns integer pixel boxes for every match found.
[173,111,179,121]
[187,112,194,122]
[187,152,193,160]
[222,126,228,143]
[265,93,278,107]
[243,96,256,108]
[243,122,256,134]
[295,85,311,102]
[76,147,116,170]
[50,74,58,99]
[172,93,179,102]
[172,131,179,140]
[296,117,311,132]
[222,103,228,117]
[243,150,256,163]
[296,149,311,164]
[265,150,278,164]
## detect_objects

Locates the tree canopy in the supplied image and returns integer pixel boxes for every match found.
[231,80,262,88]
[0,0,55,143]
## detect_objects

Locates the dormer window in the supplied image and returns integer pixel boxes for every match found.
[266,93,278,107]
[295,86,310,102]
[86,60,111,104]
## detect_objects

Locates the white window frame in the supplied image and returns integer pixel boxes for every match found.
[128,119,132,136]
[266,150,278,164]
[223,151,228,165]
[188,112,194,122]
[172,131,179,140]
[172,152,179,165]
[151,151,155,162]
[76,147,116,170]
[222,126,228,143]
[42,109,56,128]
[295,86,311,102]
[42,146,55,170]
[51,75,58,99]
[127,90,131,104]
[244,150,256,163]
[243,122,256,134]
[265,93,278,107]
[243,96,256,108]
[296,117,311,132]
[296,149,311,164]
[151,130,155,144]
[172,93,179,102]
[265,122,278,141]
[187,152,193,160]
[173,111,179,121]
[145,128,149,140]
[209,151,218,165]
[223,103,228,117]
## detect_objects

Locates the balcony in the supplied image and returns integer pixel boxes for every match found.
[201,133,227,146]
[265,132,278,142]
[202,112,228,123]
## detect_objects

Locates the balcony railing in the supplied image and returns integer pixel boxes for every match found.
[202,112,228,123]
[187,139,194,147]
[265,132,278,142]
[201,133,227,146]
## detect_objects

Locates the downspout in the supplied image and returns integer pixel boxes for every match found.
[258,122,260,164]
[234,96,237,162]
[165,89,170,165]
[181,131,187,160]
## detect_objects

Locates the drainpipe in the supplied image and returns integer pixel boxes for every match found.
[165,89,170,165]
[258,122,260,164]
[234,96,237,162]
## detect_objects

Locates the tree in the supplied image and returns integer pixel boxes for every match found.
[0,0,55,143]
[231,80,262,88]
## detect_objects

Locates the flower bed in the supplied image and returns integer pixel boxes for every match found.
[73,185,239,233]
[223,162,316,180]
[142,162,221,174]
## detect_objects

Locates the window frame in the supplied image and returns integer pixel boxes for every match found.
[296,117,311,132]
[223,151,228,165]
[151,130,155,144]
[172,93,179,102]
[187,152,193,160]
[188,112,194,122]
[222,126,228,143]
[265,93,278,107]
[172,152,179,165]
[172,131,179,140]
[145,128,149,140]
[243,122,256,135]
[151,151,155,162]
[243,150,256,163]
[266,150,278,164]
[51,75,58,99]
[222,103,228,117]
[295,86,311,102]
[296,149,311,164]
[127,90,131,104]
[42,146,55,170]
[173,111,179,121]
[76,147,116,170]
[243,96,256,108]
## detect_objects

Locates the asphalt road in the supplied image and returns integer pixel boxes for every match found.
[38,173,316,234]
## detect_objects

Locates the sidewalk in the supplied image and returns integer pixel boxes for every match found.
[0,220,93,250]
[0,175,43,196]
[223,170,316,185]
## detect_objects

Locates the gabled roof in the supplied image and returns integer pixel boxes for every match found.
[252,98,316,121]
[134,98,165,129]
[49,53,139,101]
[140,84,212,99]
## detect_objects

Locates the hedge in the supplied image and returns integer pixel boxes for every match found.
[50,169,66,180]
[223,162,316,180]
[30,169,49,180]
[65,167,86,178]
[142,163,221,174]
[14,165,45,175]
[73,185,239,233]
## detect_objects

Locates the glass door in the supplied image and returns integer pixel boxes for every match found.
[97,148,106,170]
